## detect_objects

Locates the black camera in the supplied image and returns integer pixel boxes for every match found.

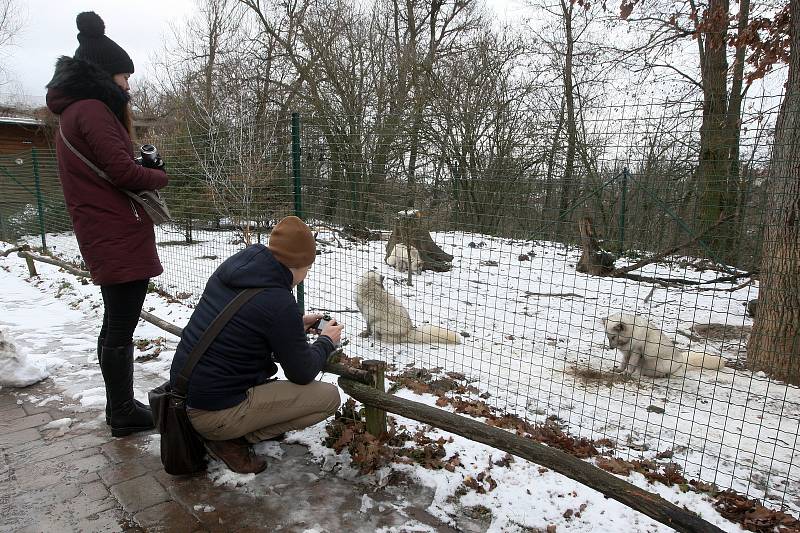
[135,144,161,169]
[311,313,334,333]
[312,314,341,348]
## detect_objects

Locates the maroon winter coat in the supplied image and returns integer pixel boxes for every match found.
[46,56,168,286]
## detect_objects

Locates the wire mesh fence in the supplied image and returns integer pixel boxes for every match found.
[2,96,797,517]
[0,148,68,248]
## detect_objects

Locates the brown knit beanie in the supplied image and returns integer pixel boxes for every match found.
[268,216,316,268]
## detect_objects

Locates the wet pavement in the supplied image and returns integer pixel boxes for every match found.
[0,263,487,532]
[1,378,466,533]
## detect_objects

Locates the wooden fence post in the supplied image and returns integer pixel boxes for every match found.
[20,252,37,277]
[362,360,387,437]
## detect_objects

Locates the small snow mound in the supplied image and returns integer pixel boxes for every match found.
[43,417,72,430]
[73,386,106,408]
[193,504,215,512]
[0,328,49,387]
[359,494,375,514]
[42,417,73,436]
[207,461,256,487]
[253,440,284,459]
[143,433,161,455]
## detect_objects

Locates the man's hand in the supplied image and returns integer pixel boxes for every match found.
[303,313,324,333]
[320,320,344,346]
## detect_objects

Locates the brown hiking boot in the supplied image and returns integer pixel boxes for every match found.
[204,438,267,474]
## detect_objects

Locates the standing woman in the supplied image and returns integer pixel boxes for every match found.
[45,12,168,436]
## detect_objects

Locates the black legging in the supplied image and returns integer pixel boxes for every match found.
[99,279,149,348]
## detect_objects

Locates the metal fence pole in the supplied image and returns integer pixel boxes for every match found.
[291,112,305,313]
[31,148,47,251]
[0,199,6,242]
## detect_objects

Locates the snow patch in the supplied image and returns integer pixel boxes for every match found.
[42,417,72,436]
[207,461,257,487]
[193,503,215,512]
[0,328,49,387]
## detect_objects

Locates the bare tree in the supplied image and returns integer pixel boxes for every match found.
[523,0,620,236]
[0,0,25,85]
[426,28,543,234]
[615,0,781,262]
[237,0,482,224]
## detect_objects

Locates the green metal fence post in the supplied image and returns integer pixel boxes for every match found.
[291,112,305,313]
[618,167,628,252]
[0,198,6,242]
[31,148,47,251]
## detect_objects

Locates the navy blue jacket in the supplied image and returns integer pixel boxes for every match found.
[170,244,335,410]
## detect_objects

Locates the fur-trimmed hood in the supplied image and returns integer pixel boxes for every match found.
[45,56,129,120]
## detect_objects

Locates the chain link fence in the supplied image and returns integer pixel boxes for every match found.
[2,97,797,518]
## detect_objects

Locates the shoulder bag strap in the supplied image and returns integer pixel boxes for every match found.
[173,287,265,396]
[59,126,114,184]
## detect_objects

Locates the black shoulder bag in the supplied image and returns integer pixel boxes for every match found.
[148,287,264,475]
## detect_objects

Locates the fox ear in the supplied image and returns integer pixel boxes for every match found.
[601,318,607,326]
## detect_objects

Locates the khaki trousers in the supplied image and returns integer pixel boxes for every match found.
[188,380,341,444]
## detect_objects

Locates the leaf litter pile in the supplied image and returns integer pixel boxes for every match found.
[323,358,800,532]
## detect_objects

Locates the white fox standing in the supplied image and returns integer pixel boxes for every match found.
[602,312,726,377]
[354,271,460,344]
[386,243,422,273]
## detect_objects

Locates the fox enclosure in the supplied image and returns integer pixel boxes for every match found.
[2,0,799,523]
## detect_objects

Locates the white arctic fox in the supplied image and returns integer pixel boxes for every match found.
[354,271,460,344]
[602,312,726,378]
[385,243,422,274]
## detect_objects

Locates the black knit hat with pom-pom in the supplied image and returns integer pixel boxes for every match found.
[73,12,134,75]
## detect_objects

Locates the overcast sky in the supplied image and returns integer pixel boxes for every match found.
[2,0,195,106]
[2,0,523,108]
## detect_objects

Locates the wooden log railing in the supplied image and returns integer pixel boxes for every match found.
[339,378,724,533]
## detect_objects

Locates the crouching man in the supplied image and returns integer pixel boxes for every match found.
[169,216,343,474]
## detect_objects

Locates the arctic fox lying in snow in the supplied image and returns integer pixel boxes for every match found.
[602,312,726,378]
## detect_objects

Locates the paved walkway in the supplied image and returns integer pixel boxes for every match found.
[1,378,464,532]
[0,271,470,533]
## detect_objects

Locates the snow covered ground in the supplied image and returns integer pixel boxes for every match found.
[2,226,798,532]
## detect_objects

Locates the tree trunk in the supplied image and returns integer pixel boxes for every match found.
[724,0,751,266]
[557,0,578,237]
[387,211,453,271]
[696,0,736,260]
[576,217,616,275]
[184,218,193,244]
[746,0,800,385]
[544,95,566,225]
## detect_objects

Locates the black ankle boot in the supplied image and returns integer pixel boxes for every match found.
[99,344,154,437]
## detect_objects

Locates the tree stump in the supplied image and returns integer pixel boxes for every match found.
[386,210,453,272]
[576,217,616,276]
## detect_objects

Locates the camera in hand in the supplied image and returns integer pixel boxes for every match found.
[135,144,161,168]
[311,313,342,348]
[312,313,333,333]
